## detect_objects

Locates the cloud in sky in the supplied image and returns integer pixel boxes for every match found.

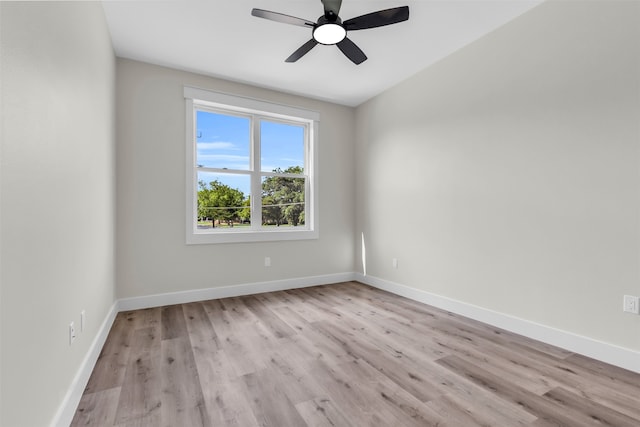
[197,141,238,151]
[197,154,249,163]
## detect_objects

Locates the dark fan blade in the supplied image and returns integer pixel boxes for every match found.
[343,6,409,31]
[251,9,315,28]
[286,39,319,62]
[336,37,367,64]
[321,0,342,18]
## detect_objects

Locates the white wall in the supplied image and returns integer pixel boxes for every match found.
[355,0,640,352]
[0,2,116,426]
[116,59,355,299]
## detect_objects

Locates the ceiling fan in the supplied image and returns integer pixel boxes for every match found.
[251,0,410,65]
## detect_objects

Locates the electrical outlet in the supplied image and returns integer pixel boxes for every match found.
[264,256,271,267]
[392,258,398,269]
[69,322,76,345]
[80,310,86,333]
[623,295,639,314]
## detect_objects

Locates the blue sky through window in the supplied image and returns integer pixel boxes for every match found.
[197,110,305,196]
[196,111,250,170]
[260,120,304,172]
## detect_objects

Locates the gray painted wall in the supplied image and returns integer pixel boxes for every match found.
[0,2,116,426]
[115,59,355,299]
[355,0,640,351]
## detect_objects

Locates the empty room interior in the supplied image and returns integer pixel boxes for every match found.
[1,0,640,426]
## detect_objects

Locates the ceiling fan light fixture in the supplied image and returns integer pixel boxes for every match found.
[313,23,346,45]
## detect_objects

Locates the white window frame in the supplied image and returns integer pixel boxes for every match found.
[185,86,319,244]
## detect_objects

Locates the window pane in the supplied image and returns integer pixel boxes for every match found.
[260,120,305,173]
[197,172,250,230]
[196,111,250,170]
[261,175,306,227]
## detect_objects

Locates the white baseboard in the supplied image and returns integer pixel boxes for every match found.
[355,273,640,374]
[50,301,119,427]
[117,272,356,312]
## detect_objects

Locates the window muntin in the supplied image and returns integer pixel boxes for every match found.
[185,87,318,244]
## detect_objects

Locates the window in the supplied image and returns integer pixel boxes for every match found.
[184,87,319,244]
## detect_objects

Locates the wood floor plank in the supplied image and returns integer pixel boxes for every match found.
[266,343,331,405]
[124,307,162,331]
[509,338,574,360]
[319,310,538,426]
[71,387,120,426]
[311,317,444,402]
[221,296,258,324]
[340,357,447,427]
[290,288,347,322]
[242,368,309,427]
[310,357,444,427]
[202,377,261,427]
[185,301,259,426]
[542,387,640,427]
[200,299,268,376]
[563,352,640,390]
[252,289,295,308]
[436,354,628,427]
[73,282,640,426]
[270,305,311,333]
[113,327,162,424]
[160,304,188,340]
[307,359,403,427]
[439,367,538,426]
[425,393,500,427]
[113,412,160,427]
[357,305,561,396]
[115,412,162,427]
[423,323,560,395]
[159,337,210,427]
[274,308,353,367]
[295,397,354,427]
[578,383,640,421]
[474,336,640,412]
[183,302,221,352]
[242,295,296,339]
[82,313,135,394]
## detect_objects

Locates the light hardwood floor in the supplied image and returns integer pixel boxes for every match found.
[72,281,640,426]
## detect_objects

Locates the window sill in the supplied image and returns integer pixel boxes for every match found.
[186,228,319,245]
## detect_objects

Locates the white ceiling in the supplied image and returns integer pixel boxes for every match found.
[102,0,543,107]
